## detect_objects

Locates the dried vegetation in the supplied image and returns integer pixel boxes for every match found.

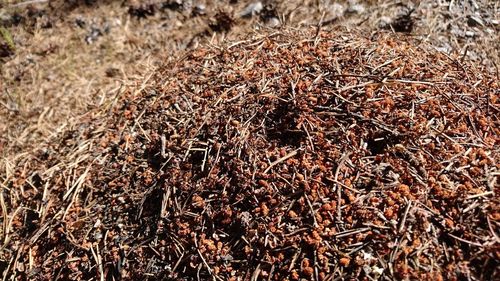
[2,28,499,280]
[1,0,499,280]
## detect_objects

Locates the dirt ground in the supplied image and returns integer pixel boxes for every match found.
[0,0,499,280]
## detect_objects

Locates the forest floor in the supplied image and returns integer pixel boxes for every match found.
[0,0,499,280]
[1,0,498,164]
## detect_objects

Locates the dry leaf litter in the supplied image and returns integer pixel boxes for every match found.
[2,28,499,280]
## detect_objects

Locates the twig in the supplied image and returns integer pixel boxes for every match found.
[9,0,48,7]
[466,191,494,200]
[90,243,104,281]
[398,200,412,233]
[288,248,301,272]
[447,233,483,247]
[161,134,167,158]
[263,149,299,174]
[335,153,351,225]
[304,194,318,228]
[334,227,371,239]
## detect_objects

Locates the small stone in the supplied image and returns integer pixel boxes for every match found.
[328,3,345,18]
[192,4,206,16]
[346,1,365,14]
[94,231,103,240]
[265,17,280,27]
[94,219,102,228]
[240,2,263,18]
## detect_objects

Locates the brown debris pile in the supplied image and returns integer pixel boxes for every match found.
[3,29,499,280]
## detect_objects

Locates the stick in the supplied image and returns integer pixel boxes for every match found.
[335,153,351,224]
[9,0,48,8]
[263,149,299,174]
